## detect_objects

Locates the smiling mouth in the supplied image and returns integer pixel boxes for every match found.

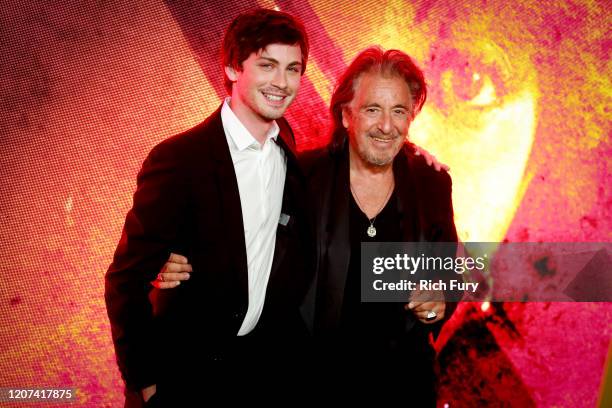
[262,92,288,103]
[369,135,396,143]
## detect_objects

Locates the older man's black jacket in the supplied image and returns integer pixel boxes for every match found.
[299,141,458,366]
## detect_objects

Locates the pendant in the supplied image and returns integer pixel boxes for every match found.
[367,224,377,237]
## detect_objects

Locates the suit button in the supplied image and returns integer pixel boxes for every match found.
[233,312,242,319]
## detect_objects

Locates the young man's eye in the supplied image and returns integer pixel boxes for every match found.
[288,66,300,73]
[259,64,273,70]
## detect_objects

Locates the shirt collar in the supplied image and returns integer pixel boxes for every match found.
[221,98,280,151]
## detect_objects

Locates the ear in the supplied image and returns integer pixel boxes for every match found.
[341,106,351,129]
[224,65,239,82]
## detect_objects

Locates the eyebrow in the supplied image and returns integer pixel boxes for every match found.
[256,56,302,67]
[361,103,410,110]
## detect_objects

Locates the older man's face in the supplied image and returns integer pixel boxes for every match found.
[342,73,413,167]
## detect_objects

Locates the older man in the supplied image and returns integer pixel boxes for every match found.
[301,46,457,404]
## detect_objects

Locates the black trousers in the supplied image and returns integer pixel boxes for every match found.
[136,323,313,407]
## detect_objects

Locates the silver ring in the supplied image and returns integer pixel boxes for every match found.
[426,310,437,320]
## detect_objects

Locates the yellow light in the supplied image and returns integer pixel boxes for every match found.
[306,58,334,104]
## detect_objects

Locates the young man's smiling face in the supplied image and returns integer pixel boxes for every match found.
[226,43,303,124]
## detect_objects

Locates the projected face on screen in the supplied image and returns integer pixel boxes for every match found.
[305,0,539,241]
[0,1,609,406]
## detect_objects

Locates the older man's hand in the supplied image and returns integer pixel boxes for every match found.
[405,289,445,324]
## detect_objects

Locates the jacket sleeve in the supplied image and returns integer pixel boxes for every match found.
[431,170,460,337]
[442,170,459,295]
[104,140,188,391]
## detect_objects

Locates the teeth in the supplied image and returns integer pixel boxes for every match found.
[264,94,284,101]
[372,137,392,142]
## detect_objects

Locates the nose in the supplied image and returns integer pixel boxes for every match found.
[377,111,393,135]
[271,68,288,90]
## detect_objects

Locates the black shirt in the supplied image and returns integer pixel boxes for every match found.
[337,190,413,359]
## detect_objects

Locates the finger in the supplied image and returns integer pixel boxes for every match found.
[158,280,182,289]
[413,301,445,314]
[416,310,445,323]
[168,253,189,264]
[408,302,431,312]
[415,312,433,323]
[406,301,422,310]
[163,262,193,274]
[406,298,433,310]
[407,299,446,315]
[415,310,432,320]
[416,314,443,324]
[416,309,445,321]
[407,292,435,308]
[426,154,442,171]
[151,280,181,289]
[160,272,191,282]
[431,156,450,172]
[410,288,445,302]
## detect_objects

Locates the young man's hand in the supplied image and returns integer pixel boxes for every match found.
[142,384,156,402]
[414,146,450,172]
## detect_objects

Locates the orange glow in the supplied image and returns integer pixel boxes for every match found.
[1,1,609,406]
[306,58,333,104]
[311,0,540,241]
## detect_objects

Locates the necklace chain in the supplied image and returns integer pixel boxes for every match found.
[350,178,394,237]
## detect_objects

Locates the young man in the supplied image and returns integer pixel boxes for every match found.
[105,9,314,406]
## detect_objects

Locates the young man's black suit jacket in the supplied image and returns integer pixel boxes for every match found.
[300,141,458,397]
[105,106,314,405]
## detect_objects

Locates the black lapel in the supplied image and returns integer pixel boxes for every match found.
[315,145,351,331]
[207,107,248,301]
[276,117,300,164]
[267,118,303,283]
[394,144,423,242]
[392,145,423,333]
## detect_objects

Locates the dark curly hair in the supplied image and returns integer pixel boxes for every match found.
[221,8,309,93]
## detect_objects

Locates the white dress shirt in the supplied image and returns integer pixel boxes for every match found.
[220,98,287,336]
